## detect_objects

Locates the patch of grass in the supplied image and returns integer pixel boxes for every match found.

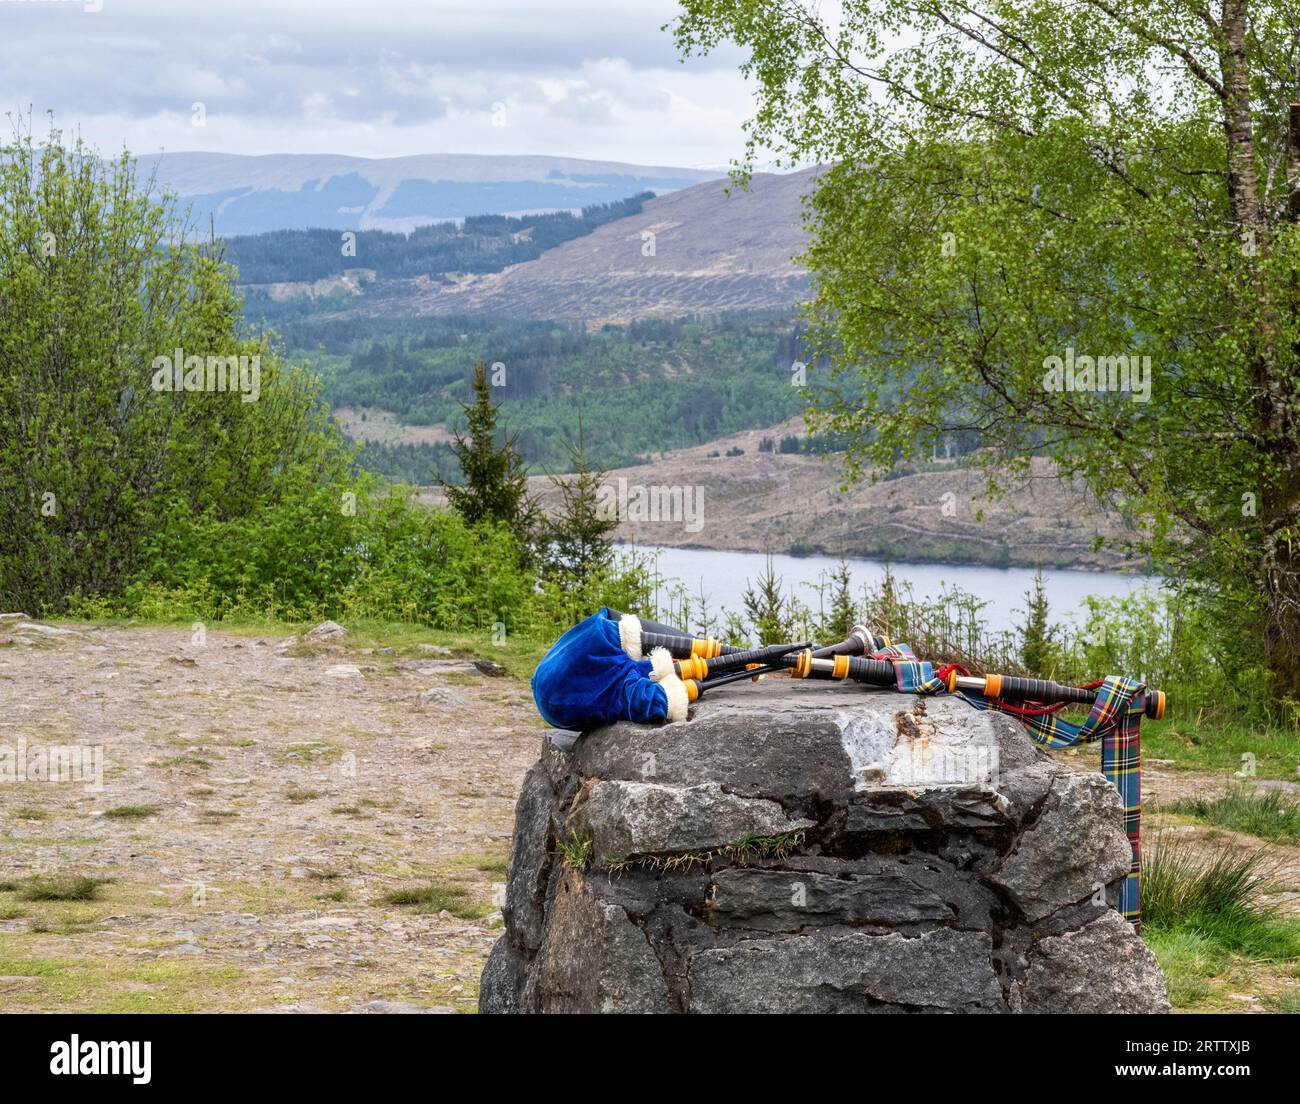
[1265,989,1300,1013]
[164,732,251,750]
[198,810,239,822]
[0,905,26,920]
[305,868,342,881]
[285,786,321,803]
[0,945,248,1013]
[13,875,111,902]
[317,889,350,903]
[11,806,51,821]
[275,740,344,765]
[1142,837,1271,936]
[156,755,212,770]
[381,881,493,920]
[331,805,365,817]
[1170,786,1300,844]
[1141,835,1300,1009]
[103,805,160,819]
[1144,928,1228,1009]
[555,829,593,871]
[1142,717,1300,779]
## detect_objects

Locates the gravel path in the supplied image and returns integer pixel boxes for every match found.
[0,621,542,1013]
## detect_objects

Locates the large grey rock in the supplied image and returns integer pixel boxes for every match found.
[570,780,814,863]
[523,871,671,1013]
[687,928,1002,1013]
[306,620,349,639]
[1009,911,1170,1013]
[706,867,954,930]
[989,773,1134,921]
[481,680,1168,1014]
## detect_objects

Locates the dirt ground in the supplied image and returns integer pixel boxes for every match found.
[0,621,542,1013]
[2,619,1297,1013]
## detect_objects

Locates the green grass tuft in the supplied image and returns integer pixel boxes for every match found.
[555,829,593,871]
[1170,786,1300,844]
[103,804,160,819]
[380,881,492,920]
[12,875,111,902]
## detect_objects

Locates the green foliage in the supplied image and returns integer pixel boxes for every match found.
[268,312,806,474]
[353,440,460,485]
[439,362,538,557]
[0,119,350,616]
[129,477,532,630]
[103,806,161,820]
[673,0,1300,708]
[556,829,594,871]
[814,558,858,643]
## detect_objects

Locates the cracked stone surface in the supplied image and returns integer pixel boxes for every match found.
[480,679,1169,1014]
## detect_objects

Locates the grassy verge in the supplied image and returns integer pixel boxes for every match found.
[1139,716,1300,779]
[1142,836,1300,1011]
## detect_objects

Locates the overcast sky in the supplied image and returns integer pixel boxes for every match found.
[0,0,762,168]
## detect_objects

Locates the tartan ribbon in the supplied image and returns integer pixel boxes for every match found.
[872,642,948,694]
[872,646,1144,930]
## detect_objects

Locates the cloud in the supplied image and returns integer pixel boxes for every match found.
[0,0,756,166]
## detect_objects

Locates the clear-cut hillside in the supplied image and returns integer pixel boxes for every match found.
[367,167,819,322]
[421,417,1137,571]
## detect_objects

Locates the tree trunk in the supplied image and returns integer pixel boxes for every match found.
[1221,4,1300,705]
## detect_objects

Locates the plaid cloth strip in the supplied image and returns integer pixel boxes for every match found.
[873,646,1145,930]
[871,643,948,694]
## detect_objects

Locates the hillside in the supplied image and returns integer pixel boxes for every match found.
[138,151,719,236]
[358,167,817,322]
[424,418,1137,570]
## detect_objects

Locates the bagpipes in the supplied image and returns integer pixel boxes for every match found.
[531,609,1166,727]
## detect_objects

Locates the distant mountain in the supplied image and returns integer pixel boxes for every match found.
[352,166,820,322]
[135,152,721,236]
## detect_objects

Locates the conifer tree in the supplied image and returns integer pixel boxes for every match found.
[440,362,537,556]
[541,417,617,588]
[1018,569,1056,677]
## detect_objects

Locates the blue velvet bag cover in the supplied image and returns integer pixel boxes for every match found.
[531,608,686,730]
